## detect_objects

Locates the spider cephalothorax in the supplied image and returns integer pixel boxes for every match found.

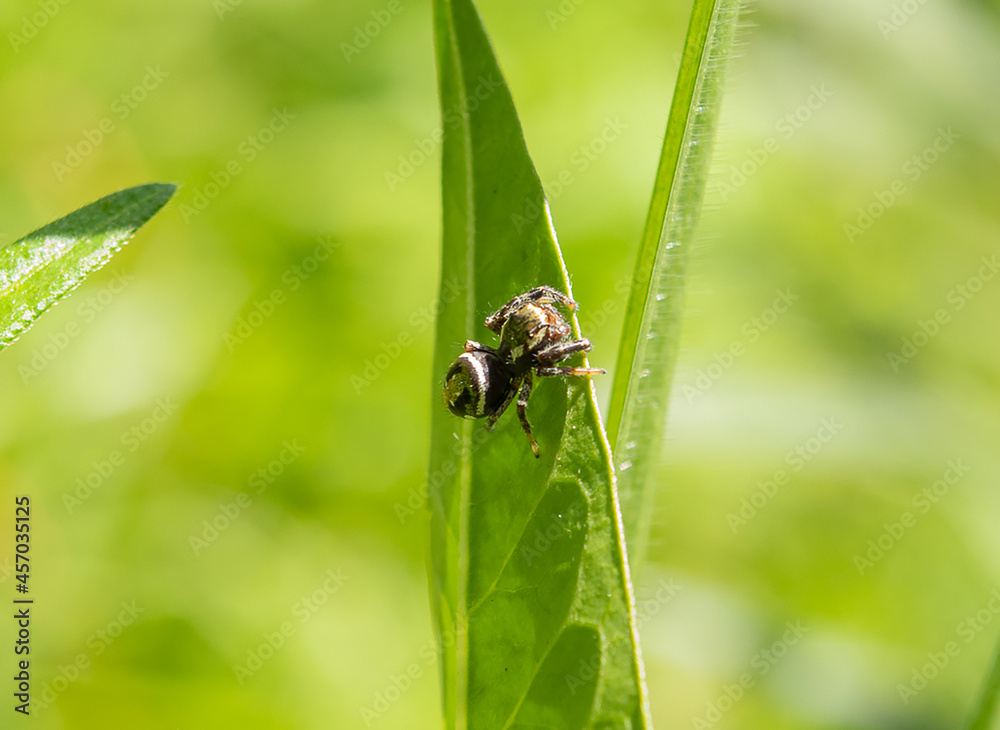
[442,285,605,457]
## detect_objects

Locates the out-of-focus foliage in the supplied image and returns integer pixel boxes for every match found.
[0,0,997,728]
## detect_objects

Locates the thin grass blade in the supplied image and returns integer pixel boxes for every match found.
[606,0,744,560]
[968,642,1000,730]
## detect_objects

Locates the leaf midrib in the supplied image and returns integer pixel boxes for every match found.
[443,0,476,726]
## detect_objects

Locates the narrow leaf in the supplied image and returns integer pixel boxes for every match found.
[968,641,1000,730]
[0,183,177,352]
[607,0,744,560]
[428,0,651,727]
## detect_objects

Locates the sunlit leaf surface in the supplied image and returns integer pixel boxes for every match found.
[0,183,176,352]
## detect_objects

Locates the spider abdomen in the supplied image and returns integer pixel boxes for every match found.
[443,349,513,419]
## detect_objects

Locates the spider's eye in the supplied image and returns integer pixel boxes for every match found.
[443,351,501,418]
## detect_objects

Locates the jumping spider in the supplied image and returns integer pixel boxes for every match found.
[442,285,605,458]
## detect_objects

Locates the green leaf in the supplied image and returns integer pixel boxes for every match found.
[428,0,651,727]
[0,183,177,353]
[967,641,1000,730]
[606,0,744,561]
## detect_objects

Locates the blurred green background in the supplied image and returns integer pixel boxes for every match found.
[1,0,999,727]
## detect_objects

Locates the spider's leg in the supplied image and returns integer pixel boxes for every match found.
[484,286,578,333]
[535,338,593,367]
[535,366,605,377]
[485,375,520,431]
[515,372,540,458]
[464,340,498,355]
[523,285,578,311]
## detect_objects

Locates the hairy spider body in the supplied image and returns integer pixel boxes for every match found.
[442,286,605,457]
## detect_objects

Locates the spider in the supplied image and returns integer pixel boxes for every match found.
[442,285,605,458]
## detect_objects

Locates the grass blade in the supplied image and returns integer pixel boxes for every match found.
[428,0,651,726]
[968,642,1000,730]
[0,183,177,352]
[606,0,744,559]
